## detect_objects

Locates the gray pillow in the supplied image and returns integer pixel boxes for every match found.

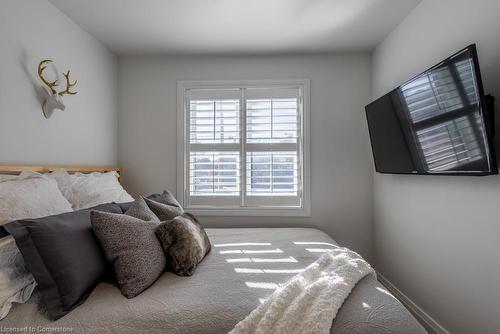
[4,203,122,320]
[155,213,211,276]
[118,190,183,213]
[144,197,183,221]
[155,190,183,209]
[90,197,166,298]
[125,196,160,221]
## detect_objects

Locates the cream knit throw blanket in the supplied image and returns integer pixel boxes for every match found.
[229,247,375,334]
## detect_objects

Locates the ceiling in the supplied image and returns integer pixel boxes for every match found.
[49,0,421,55]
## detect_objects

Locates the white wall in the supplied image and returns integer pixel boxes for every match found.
[118,54,374,260]
[0,0,117,165]
[372,1,500,333]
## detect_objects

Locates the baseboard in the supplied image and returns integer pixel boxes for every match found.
[377,272,450,334]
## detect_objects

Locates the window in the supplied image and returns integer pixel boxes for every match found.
[177,80,310,216]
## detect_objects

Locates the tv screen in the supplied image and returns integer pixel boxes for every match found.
[365,45,498,175]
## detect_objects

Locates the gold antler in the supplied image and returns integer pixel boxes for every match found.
[37,60,58,94]
[58,71,77,96]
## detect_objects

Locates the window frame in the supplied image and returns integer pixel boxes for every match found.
[177,79,311,217]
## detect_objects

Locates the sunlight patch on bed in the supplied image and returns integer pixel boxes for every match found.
[305,248,335,253]
[214,242,272,247]
[227,258,252,263]
[235,268,305,274]
[235,268,264,273]
[252,256,297,263]
[294,241,338,247]
[227,256,297,263]
[264,268,304,274]
[219,250,243,254]
[220,248,283,255]
[242,248,283,254]
[245,282,279,290]
[376,287,398,300]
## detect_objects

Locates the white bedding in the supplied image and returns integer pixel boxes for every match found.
[49,170,133,210]
[0,237,36,320]
[230,247,375,334]
[1,228,426,334]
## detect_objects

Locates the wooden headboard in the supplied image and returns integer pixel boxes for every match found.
[0,165,122,181]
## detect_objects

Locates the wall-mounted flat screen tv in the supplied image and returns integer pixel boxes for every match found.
[365,44,498,175]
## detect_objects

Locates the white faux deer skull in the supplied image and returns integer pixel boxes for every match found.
[38,59,77,118]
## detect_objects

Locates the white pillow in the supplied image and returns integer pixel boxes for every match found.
[0,173,73,225]
[50,170,133,210]
[0,173,73,319]
[48,170,73,201]
[0,237,36,320]
[0,174,17,181]
[0,172,43,182]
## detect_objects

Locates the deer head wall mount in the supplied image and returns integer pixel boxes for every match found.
[37,59,77,119]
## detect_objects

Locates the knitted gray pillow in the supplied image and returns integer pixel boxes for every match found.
[144,197,183,221]
[155,213,211,276]
[90,197,166,298]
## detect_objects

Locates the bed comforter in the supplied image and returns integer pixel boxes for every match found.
[0,228,426,334]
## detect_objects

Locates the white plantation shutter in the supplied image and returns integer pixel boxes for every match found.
[189,152,240,196]
[187,89,241,206]
[245,88,299,144]
[180,80,309,215]
[244,88,301,207]
[189,91,241,145]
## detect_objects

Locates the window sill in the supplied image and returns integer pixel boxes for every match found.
[184,206,311,217]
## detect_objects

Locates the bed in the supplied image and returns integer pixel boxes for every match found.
[0,166,426,333]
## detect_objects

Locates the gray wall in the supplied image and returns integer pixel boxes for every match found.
[372,0,500,333]
[0,0,117,165]
[6,1,499,331]
[118,54,374,260]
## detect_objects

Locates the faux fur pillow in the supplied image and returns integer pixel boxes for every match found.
[155,213,211,276]
[144,197,183,221]
[90,197,166,298]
